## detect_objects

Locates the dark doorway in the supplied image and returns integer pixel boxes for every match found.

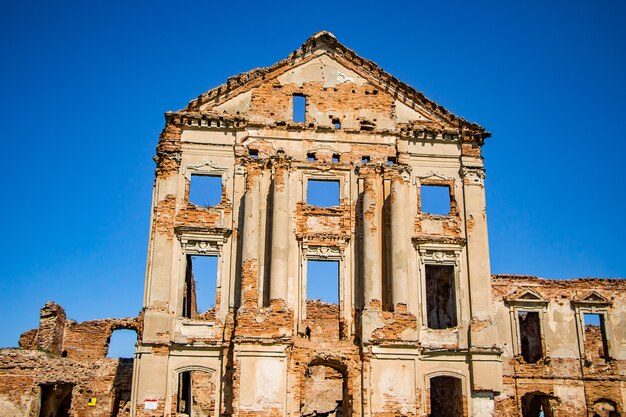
[39,383,73,417]
[429,376,463,417]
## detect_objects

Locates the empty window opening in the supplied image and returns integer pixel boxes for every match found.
[293,94,306,123]
[361,155,370,163]
[307,152,317,162]
[39,383,73,417]
[332,117,341,129]
[176,370,216,417]
[584,313,610,360]
[307,260,339,304]
[106,329,137,359]
[387,156,397,165]
[183,255,218,319]
[593,399,619,417]
[521,392,554,417]
[189,175,222,207]
[307,179,340,207]
[421,185,451,215]
[332,154,340,163]
[518,311,543,363]
[249,148,259,158]
[425,265,457,329]
[301,364,347,417]
[429,376,463,417]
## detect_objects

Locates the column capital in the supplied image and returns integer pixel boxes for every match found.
[460,166,486,185]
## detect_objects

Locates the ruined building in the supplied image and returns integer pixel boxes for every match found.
[1,31,625,417]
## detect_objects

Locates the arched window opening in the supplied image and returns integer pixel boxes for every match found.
[106,329,137,359]
[593,399,619,417]
[301,363,348,417]
[429,376,463,417]
[175,370,216,417]
[521,392,554,417]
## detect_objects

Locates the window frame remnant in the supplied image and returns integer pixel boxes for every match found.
[416,244,462,331]
[306,178,341,207]
[428,374,464,417]
[572,292,613,363]
[504,289,548,364]
[176,227,230,320]
[299,242,346,338]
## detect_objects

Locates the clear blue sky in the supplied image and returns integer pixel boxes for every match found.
[1,0,625,350]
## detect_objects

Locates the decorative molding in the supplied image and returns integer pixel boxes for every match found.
[416,171,453,182]
[414,240,463,266]
[459,167,485,185]
[304,245,341,260]
[184,160,230,180]
[175,226,232,256]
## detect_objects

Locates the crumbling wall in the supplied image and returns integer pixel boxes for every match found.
[0,303,138,417]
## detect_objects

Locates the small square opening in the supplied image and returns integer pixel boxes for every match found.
[249,148,259,159]
[307,152,317,162]
[189,175,222,207]
[421,184,450,215]
[361,156,370,163]
[332,154,340,163]
[307,179,340,207]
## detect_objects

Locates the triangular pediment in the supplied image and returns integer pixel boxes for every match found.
[578,291,610,304]
[505,288,547,305]
[180,32,487,136]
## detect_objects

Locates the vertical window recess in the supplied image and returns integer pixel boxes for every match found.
[183,255,218,318]
[307,260,339,304]
[425,264,457,329]
[293,95,306,123]
[518,311,542,363]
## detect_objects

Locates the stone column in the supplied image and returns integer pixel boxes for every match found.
[461,164,502,393]
[361,168,382,309]
[241,165,260,306]
[270,160,289,303]
[390,173,409,308]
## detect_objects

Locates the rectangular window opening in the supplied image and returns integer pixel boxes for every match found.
[518,311,543,363]
[293,94,306,123]
[332,117,341,129]
[361,155,370,163]
[306,260,339,304]
[249,148,259,158]
[387,156,397,165]
[583,313,609,360]
[183,255,218,319]
[307,179,340,207]
[189,174,222,208]
[425,264,457,329]
[421,184,451,216]
[332,154,340,163]
[307,152,317,162]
